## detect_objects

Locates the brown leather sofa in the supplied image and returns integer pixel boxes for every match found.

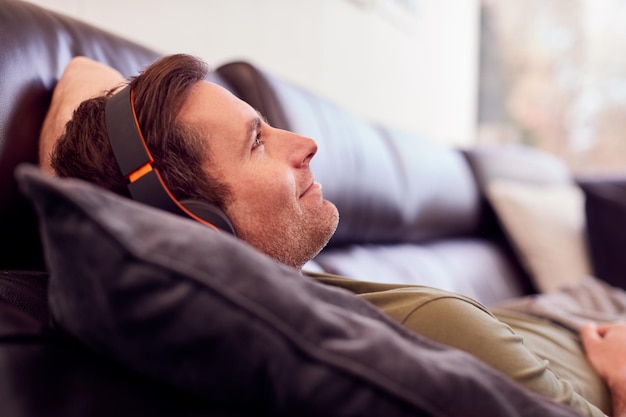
[1,1,622,416]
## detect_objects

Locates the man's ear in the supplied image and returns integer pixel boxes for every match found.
[39,56,125,174]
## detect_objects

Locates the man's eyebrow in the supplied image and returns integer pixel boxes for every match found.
[241,115,262,154]
[246,116,261,140]
[256,109,269,125]
[243,111,269,152]
[246,110,269,139]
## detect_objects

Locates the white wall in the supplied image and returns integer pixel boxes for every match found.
[26,0,479,145]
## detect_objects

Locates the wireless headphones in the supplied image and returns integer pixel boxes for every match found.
[104,84,236,235]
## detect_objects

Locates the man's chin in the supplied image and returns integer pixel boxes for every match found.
[323,199,339,224]
[308,204,339,259]
[236,201,339,270]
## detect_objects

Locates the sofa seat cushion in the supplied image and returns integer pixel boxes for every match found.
[0,270,49,334]
[0,269,236,417]
[312,239,530,305]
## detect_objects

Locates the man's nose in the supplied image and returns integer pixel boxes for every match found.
[283,130,317,167]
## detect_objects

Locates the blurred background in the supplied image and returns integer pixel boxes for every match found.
[26,0,626,175]
[479,0,626,175]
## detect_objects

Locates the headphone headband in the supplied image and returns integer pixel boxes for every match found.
[104,85,236,235]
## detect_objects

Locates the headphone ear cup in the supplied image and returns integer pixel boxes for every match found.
[180,199,236,236]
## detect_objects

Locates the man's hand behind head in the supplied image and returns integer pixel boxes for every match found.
[40,57,125,174]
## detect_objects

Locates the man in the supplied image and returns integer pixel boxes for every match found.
[49,54,626,417]
[49,54,339,270]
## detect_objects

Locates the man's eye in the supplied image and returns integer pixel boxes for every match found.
[252,133,264,149]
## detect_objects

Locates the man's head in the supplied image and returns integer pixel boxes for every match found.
[51,54,339,269]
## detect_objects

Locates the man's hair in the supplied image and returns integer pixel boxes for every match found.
[51,53,231,207]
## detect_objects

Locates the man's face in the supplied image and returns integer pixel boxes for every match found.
[179,81,339,269]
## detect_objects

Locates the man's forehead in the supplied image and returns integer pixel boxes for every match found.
[181,80,255,123]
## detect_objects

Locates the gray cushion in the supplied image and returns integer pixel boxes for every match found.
[17,164,579,417]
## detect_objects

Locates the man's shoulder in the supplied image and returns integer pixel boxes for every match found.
[303,270,493,321]
[304,270,475,298]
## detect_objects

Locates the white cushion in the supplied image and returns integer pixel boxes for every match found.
[486,180,591,293]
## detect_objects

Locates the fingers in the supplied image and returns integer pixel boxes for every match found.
[580,321,626,390]
[593,322,626,337]
[580,322,626,357]
[580,322,600,343]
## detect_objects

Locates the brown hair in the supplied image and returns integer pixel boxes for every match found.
[51,54,230,207]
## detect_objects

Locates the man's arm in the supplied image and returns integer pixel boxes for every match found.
[311,274,607,417]
[401,296,607,417]
[40,57,124,174]
[581,322,626,417]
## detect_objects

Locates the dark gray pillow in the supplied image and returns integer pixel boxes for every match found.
[17,165,579,417]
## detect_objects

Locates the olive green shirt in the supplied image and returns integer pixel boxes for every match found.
[309,273,610,417]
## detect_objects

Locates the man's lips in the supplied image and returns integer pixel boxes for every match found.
[300,181,321,198]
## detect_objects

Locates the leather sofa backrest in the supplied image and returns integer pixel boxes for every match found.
[0,0,161,270]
